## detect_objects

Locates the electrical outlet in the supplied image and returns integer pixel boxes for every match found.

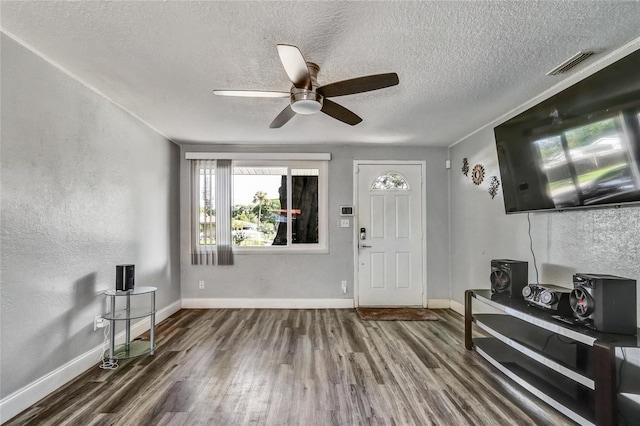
[94,315,106,331]
[199,280,205,290]
[341,280,347,294]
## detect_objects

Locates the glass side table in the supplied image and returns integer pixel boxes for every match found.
[103,286,156,361]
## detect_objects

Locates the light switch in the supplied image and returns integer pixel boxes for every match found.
[340,219,350,228]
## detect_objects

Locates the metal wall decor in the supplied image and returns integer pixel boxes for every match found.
[488,176,500,198]
[462,158,469,176]
[471,164,485,185]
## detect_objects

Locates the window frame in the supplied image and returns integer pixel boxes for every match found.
[231,159,328,254]
[190,155,329,256]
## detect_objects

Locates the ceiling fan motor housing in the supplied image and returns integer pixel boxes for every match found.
[290,87,323,114]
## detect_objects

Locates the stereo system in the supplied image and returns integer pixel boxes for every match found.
[570,273,637,335]
[490,259,528,298]
[489,260,637,335]
[116,264,135,291]
[522,284,572,315]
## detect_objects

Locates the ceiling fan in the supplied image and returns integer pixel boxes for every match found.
[213,44,399,128]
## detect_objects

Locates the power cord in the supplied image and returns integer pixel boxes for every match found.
[541,333,577,351]
[99,322,118,370]
[527,212,540,284]
[555,335,577,345]
[541,333,555,351]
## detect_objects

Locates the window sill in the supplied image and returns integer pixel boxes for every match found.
[233,246,329,255]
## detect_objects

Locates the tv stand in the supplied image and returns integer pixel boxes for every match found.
[465,289,639,426]
[103,286,156,361]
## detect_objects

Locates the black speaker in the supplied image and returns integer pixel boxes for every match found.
[116,264,135,291]
[490,259,528,297]
[570,273,637,335]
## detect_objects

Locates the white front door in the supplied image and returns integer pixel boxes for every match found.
[356,163,424,306]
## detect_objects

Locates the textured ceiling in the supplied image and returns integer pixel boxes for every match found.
[2,1,640,146]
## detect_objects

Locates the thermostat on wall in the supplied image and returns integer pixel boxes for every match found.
[340,206,354,216]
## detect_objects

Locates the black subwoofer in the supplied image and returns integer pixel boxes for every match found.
[490,259,528,297]
[116,264,135,291]
[570,273,637,335]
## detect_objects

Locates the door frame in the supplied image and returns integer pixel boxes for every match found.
[352,160,428,307]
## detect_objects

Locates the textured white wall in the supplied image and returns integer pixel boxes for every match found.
[179,144,450,301]
[0,34,181,398]
[449,126,640,326]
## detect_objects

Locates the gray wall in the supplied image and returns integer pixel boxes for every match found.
[0,34,181,398]
[180,144,450,301]
[449,127,640,326]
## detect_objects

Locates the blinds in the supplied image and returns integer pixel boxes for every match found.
[215,160,234,265]
[191,159,233,265]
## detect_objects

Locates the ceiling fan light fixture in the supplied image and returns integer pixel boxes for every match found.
[291,99,322,114]
[290,89,323,114]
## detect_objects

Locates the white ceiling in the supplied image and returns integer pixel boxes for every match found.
[2,1,640,147]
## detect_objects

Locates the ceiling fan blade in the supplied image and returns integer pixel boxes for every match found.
[277,44,312,89]
[213,90,289,98]
[269,105,296,128]
[318,73,399,98]
[321,99,362,126]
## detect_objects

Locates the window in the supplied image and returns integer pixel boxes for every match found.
[371,172,409,190]
[232,161,325,250]
[192,160,216,264]
[197,161,216,246]
[190,155,328,258]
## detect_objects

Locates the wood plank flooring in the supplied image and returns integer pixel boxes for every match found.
[6,309,575,425]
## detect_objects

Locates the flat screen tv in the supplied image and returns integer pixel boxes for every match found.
[494,49,640,214]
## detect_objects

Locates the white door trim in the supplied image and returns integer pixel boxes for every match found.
[352,160,427,307]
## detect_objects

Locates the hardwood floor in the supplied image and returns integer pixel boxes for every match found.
[6,309,574,425]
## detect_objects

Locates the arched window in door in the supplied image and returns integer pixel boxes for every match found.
[371,172,410,190]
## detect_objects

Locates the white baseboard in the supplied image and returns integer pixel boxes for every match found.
[449,299,465,316]
[180,298,464,311]
[426,299,451,309]
[0,299,181,424]
[181,298,354,309]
